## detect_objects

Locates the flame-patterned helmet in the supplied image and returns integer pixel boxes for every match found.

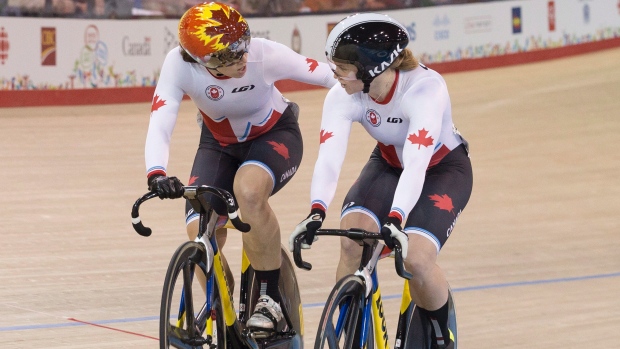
[178,2,250,68]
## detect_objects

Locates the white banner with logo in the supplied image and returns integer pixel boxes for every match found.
[1,0,619,91]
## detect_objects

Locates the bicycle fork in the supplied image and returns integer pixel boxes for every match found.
[369,272,390,349]
[359,258,414,349]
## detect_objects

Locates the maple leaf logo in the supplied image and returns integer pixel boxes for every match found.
[320,129,333,144]
[267,141,290,160]
[191,4,248,52]
[408,128,434,149]
[151,94,166,112]
[306,58,319,72]
[188,175,199,185]
[429,194,454,214]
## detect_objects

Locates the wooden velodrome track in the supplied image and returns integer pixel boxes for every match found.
[1,47,619,349]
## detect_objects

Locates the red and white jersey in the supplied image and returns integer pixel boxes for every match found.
[145,38,337,178]
[310,65,466,222]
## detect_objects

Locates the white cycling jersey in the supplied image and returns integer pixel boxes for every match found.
[310,64,466,223]
[145,38,336,178]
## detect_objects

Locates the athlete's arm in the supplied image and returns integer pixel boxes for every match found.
[144,49,187,179]
[261,39,337,89]
[309,87,360,212]
[388,77,449,223]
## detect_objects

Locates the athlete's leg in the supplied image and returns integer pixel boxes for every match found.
[241,107,303,331]
[233,164,282,271]
[336,212,378,281]
[404,145,472,349]
[405,235,452,348]
[404,235,448,310]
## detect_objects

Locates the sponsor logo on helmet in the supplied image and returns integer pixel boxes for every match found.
[368,43,404,78]
[206,85,224,101]
[365,109,381,127]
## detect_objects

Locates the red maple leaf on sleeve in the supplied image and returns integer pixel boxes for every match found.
[428,194,454,214]
[306,58,319,72]
[267,141,290,160]
[320,129,333,144]
[151,94,166,112]
[408,128,434,149]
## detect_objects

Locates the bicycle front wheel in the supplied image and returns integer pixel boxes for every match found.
[315,275,369,349]
[160,241,226,349]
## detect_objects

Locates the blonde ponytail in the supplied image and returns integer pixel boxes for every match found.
[391,49,419,71]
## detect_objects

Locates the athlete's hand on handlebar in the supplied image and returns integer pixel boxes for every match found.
[288,209,325,252]
[148,175,185,199]
[381,217,409,259]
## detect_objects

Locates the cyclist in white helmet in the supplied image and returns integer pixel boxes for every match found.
[145,2,337,333]
[290,13,472,349]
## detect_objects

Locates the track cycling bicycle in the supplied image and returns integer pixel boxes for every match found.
[291,228,457,349]
[131,185,304,349]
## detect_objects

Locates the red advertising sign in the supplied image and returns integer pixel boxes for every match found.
[41,27,56,66]
[548,1,556,32]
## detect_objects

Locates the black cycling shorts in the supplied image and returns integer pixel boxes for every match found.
[341,144,472,252]
[185,105,302,224]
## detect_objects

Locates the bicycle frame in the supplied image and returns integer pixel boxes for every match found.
[293,228,457,349]
[355,243,447,349]
[132,185,302,349]
[353,242,397,349]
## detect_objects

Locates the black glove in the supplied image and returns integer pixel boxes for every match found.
[381,216,408,255]
[288,208,325,251]
[147,175,185,199]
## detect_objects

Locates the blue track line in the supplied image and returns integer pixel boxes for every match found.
[2,271,618,332]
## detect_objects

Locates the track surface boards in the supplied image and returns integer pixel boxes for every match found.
[1,48,619,348]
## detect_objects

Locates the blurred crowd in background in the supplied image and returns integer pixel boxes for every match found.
[0,0,495,18]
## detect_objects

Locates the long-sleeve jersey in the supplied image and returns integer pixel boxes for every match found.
[310,64,466,223]
[145,38,337,178]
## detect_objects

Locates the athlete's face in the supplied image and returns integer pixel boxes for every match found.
[332,63,364,94]
[212,53,248,78]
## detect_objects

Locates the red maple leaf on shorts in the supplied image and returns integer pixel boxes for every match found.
[267,141,290,160]
[408,128,434,149]
[188,175,199,185]
[429,194,454,214]
[151,94,166,112]
[320,129,333,144]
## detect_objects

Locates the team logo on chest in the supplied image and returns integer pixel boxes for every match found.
[365,109,381,127]
[205,85,224,101]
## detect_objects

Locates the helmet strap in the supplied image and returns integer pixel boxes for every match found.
[362,78,372,94]
[207,66,225,77]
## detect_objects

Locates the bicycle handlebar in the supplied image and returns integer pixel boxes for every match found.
[292,228,412,280]
[131,191,160,236]
[131,185,251,237]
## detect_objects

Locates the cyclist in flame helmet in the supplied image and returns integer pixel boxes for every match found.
[145,2,337,333]
[178,2,250,70]
[290,13,472,349]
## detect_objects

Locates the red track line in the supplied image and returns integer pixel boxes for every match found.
[66,318,158,341]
